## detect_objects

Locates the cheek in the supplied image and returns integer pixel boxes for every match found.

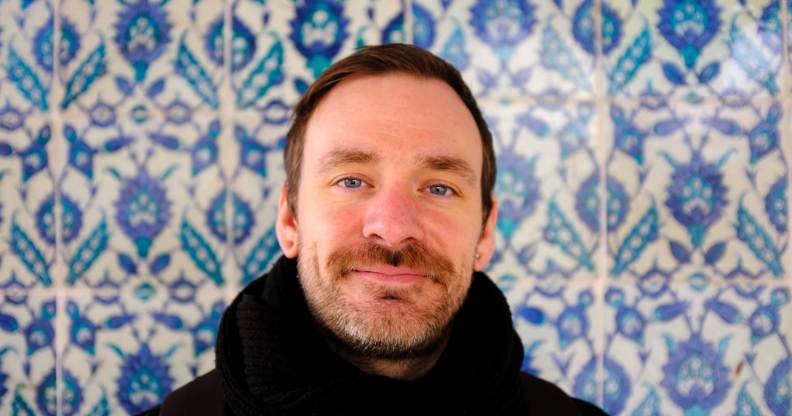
[298,203,362,249]
[421,208,481,254]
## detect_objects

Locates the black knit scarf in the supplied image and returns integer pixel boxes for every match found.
[215,256,527,415]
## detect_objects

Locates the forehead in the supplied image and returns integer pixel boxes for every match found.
[302,73,482,172]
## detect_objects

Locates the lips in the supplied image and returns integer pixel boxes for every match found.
[351,265,425,284]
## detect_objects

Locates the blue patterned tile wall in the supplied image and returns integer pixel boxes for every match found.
[0,0,790,414]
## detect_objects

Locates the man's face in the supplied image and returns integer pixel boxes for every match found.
[276,73,497,359]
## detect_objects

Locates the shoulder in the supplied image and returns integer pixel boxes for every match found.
[519,372,606,416]
[154,369,225,416]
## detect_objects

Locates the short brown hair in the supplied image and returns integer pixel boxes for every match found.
[284,44,496,222]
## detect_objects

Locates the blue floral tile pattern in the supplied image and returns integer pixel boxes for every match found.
[62,287,224,414]
[0,1,58,291]
[605,0,783,100]
[1,0,791,414]
[417,0,596,101]
[483,100,599,280]
[606,98,788,281]
[605,279,791,415]
[0,0,53,112]
[502,279,600,400]
[0,116,58,290]
[0,292,56,415]
[57,0,229,289]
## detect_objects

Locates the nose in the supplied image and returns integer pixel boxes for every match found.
[361,184,424,247]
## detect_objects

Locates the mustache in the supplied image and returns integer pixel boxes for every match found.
[326,241,456,284]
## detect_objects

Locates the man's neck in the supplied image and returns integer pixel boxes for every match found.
[324,334,450,381]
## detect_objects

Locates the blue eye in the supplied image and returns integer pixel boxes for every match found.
[341,178,363,188]
[428,184,452,196]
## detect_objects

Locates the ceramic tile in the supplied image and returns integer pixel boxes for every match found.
[61,285,224,414]
[0,0,53,114]
[605,0,784,101]
[0,116,58,289]
[505,279,602,405]
[606,98,788,281]
[226,114,284,287]
[231,0,402,120]
[484,98,600,281]
[604,279,791,415]
[1,1,792,414]
[57,109,230,289]
[0,292,56,415]
[416,0,597,102]
[57,0,225,112]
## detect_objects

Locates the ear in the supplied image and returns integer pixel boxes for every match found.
[275,184,299,258]
[474,198,498,271]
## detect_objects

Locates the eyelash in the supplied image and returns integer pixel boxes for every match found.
[335,177,457,197]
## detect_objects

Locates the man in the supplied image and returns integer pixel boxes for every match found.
[146,44,605,415]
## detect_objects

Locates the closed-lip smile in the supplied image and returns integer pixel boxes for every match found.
[352,265,425,284]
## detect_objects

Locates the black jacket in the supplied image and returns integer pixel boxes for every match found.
[142,257,606,415]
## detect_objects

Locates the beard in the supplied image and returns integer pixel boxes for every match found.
[297,240,473,360]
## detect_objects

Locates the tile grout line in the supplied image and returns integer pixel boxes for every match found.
[51,0,64,414]
[780,0,792,298]
[403,0,414,45]
[223,0,238,306]
[592,0,607,408]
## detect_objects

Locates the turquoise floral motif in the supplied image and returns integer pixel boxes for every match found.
[544,200,594,271]
[470,0,535,59]
[764,357,790,415]
[114,169,172,258]
[661,334,731,413]
[24,300,55,355]
[8,47,49,110]
[495,151,540,242]
[36,369,82,416]
[573,357,630,415]
[758,0,789,54]
[206,191,255,245]
[66,217,108,285]
[242,227,281,285]
[664,153,728,248]
[115,344,174,414]
[33,17,80,72]
[11,219,52,286]
[746,102,781,164]
[736,198,784,277]
[608,25,651,94]
[383,4,435,49]
[439,23,469,71]
[290,0,348,77]
[764,178,786,234]
[175,37,219,108]
[611,203,659,276]
[35,193,82,245]
[113,0,173,81]
[236,39,284,109]
[206,16,255,72]
[611,104,648,163]
[541,22,590,92]
[0,105,24,131]
[572,0,622,56]
[657,0,721,69]
[181,217,224,285]
[61,42,107,109]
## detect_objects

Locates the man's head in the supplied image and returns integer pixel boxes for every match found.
[275,44,498,362]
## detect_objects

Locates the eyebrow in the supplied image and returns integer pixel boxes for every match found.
[318,149,477,185]
[419,156,477,185]
[318,149,377,175]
